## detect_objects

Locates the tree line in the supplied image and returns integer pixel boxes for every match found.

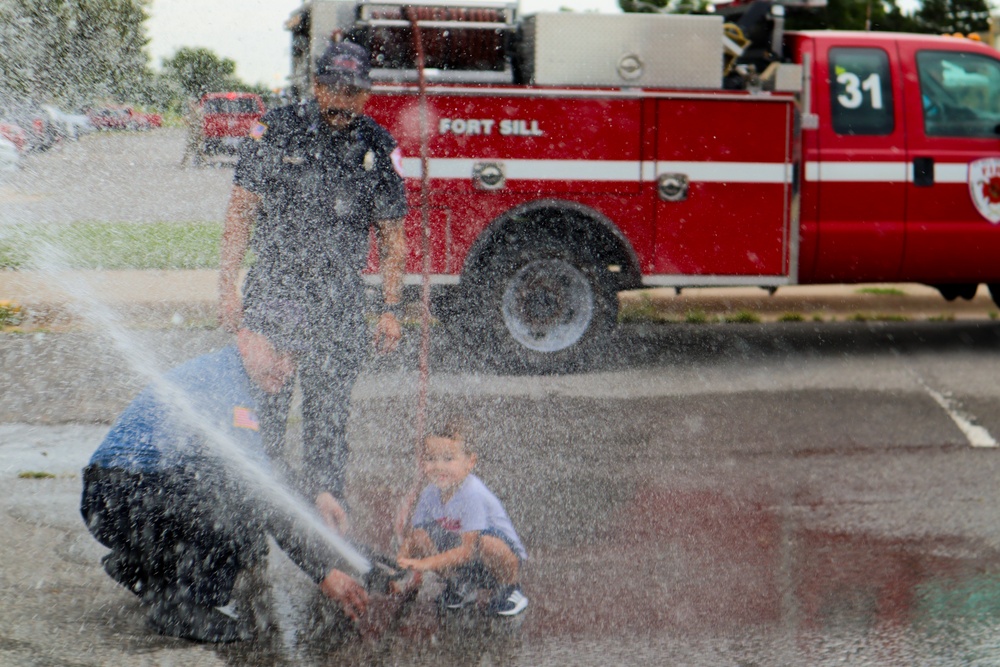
[0,0,270,115]
[0,0,992,116]
[619,0,991,35]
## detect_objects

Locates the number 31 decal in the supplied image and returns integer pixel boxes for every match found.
[837,71,884,110]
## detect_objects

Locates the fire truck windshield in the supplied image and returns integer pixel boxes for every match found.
[918,50,1000,138]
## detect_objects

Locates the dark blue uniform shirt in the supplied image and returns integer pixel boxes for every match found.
[234,100,408,314]
[85,346,356,585]
[88,346,267,474]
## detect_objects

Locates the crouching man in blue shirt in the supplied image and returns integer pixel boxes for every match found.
[80,320,372,643]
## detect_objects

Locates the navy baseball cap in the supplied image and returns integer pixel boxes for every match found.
[314,41,372,90]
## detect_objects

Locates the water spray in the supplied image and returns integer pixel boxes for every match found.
[25,237,393,586]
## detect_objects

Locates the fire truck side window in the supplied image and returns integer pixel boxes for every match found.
[829,48,894,136]
[917,50,1000,138]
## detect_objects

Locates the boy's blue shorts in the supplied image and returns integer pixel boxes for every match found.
[417,522,524,563]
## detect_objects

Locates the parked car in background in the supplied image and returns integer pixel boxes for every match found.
[12,110,56,151]
[0,122,28,153]
[197,92,266,158]
[86,105,161,131]
[0,136,20,172]
[125,107,162,130]
[86,106,131,131]
[41,104,94,140]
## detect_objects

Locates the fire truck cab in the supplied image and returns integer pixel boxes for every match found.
[287,1,1000,371]
[794,31,1000,293]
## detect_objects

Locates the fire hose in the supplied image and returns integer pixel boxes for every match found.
[390,6,434,548]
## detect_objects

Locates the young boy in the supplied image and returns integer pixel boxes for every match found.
[396,418,528,616]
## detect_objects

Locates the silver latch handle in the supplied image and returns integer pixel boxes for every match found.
[473,162,506,190]
[658,173,689,202]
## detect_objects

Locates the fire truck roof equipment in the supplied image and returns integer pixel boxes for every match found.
[288,0,810,93]
[521,13,724,89]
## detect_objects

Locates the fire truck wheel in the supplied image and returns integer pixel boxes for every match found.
[478,247,618,373]
[988,284,1000,309]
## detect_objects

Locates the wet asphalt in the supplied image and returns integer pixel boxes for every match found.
[4,131,1000,665]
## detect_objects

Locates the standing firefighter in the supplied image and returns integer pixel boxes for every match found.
[179,98,203,168]
[218,41,408,523]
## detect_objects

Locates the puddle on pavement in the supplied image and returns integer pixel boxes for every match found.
[181,481,1000,665]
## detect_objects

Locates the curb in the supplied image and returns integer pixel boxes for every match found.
[1,270,999,330]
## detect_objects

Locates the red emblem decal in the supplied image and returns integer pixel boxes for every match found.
[968,158,1000,224]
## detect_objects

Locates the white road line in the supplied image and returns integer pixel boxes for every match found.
[917,378,998,448]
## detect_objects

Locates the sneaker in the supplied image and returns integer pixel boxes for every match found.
[101,551,145,597]
[488,585,528,616]
[147,598,254,643]
[230,562,273,634]
[437,578,477,611]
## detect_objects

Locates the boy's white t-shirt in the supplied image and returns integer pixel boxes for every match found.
[412,473,528,559]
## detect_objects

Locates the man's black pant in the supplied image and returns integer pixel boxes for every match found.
[80,464,267,608]
[253,334,365,501]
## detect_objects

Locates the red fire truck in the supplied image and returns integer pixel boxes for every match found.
[287,0,1000,370]
[198,92,267,158]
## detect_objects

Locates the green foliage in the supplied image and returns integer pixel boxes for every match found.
[152,46,272,112]
[162,47,240,99]
[684,309,709,323]
[0,222,224,270]
[618,292,660,323]
[0,301,23,326]
[617,0,924,32]
[785,0,922,31]
[724,310,761,323]
[856,286,906,296]
[781,0,986,32]
[0,0,151,109]
[915,0,990,34]
[849,312,910,321]
[0,2,262,113]
[618,0,710,14]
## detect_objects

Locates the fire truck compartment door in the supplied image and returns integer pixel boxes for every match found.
[368,93,643,195]
[652,98,793,278]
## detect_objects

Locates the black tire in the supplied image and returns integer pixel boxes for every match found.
[934,283,978,301]
[460,239,618,374]
[988,284,1000,309]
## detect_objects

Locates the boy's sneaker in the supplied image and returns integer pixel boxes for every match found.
[437,578,477,611]
[488,585,529,616]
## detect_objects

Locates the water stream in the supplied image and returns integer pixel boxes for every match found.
[25,238,373,578]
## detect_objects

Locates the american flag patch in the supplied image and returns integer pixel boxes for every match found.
[249,122,268,141]
[233,406,259,431]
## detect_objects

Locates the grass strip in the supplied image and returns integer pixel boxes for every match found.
[0,221,224,270]
[856,287,906,296]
